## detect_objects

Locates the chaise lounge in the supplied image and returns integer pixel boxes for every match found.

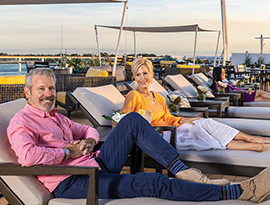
[1,98,270,204]
[71,84,270,177]
[164,74,270,120]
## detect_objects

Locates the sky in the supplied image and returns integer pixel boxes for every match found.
[1,0,270,57]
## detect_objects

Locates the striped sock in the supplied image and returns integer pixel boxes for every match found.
[167,157,188,175]
[219,184,243,200]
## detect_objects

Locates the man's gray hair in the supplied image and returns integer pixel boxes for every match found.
[25,68,56,89]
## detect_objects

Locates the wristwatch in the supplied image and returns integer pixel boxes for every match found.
[63,148,70,160]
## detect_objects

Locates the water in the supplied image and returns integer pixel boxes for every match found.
[0,64,27,76]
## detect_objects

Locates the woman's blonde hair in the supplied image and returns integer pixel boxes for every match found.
[131,57,154,80]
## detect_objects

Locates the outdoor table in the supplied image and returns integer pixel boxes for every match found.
[188,98,230,118]
[213,92,242,106]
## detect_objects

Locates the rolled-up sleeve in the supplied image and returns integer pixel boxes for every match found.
[69,120,100,144]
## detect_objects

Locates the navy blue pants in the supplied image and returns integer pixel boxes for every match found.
[53,112,221,201]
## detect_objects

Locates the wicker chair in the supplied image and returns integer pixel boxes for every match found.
[0,84,25,103]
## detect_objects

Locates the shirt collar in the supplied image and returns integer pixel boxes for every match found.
[25,103,57,118]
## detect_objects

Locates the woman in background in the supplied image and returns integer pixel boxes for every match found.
[210,67,270,102]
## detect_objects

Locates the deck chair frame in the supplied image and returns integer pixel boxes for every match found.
[0,164,98,205]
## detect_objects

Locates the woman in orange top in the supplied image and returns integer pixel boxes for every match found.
[120,58,270,152]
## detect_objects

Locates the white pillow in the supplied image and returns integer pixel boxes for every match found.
[167,90,191,108]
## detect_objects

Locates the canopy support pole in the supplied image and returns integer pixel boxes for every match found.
[112,1,128,76]
[218,49,224,66]
[214,31,221,67]
[221,0,229,66]
[133,31,137,58]
[95,25,102,66]
[192,25,198,75]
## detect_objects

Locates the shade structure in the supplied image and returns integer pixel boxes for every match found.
[95,24,220,74]
[96,24,218,33]
[0,0,125,5]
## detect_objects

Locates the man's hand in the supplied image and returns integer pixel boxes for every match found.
[79,138,96,155]
[65,142,83,159]
[179,117,201,125]
[67,138,96,158]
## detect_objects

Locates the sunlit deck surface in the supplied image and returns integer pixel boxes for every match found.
[0,106,249,205]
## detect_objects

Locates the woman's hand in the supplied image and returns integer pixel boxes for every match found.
[179,117,201,125]
[245,90,253,95]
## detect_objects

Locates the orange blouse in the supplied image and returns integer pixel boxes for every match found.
[120,90,182,127]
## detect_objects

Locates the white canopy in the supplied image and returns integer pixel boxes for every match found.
[96,24,218,33]
[95,24,220,74]
[0,0,125,5]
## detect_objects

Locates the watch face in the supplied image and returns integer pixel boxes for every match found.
[64,148,70,158]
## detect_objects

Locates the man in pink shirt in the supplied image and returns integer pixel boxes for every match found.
[7,68,270,203]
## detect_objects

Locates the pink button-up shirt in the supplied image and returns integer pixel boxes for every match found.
[7,104,100,192]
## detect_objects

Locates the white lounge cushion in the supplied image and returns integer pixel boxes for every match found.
[191,73,211,89]
[228,106,270,119]
[48,197,270,205]
[73,85,125,126]
[178,149,270,169]
[0,99,54,205]
[214,118,270,137]
[165,74,198,97]
[244,101,270,107]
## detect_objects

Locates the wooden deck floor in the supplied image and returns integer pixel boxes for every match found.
[0,106,249,205]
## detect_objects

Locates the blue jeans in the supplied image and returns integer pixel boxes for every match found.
[53,112,221,201]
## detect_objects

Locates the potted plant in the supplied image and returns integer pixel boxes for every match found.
[244,54,252,67]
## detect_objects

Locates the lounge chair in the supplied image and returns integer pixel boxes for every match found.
[55,74,117,118]
[0,99,98,205]
[2,100,270,204]
[190,72,269,107]
[71,84,270,178]
[165,74,270,120]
